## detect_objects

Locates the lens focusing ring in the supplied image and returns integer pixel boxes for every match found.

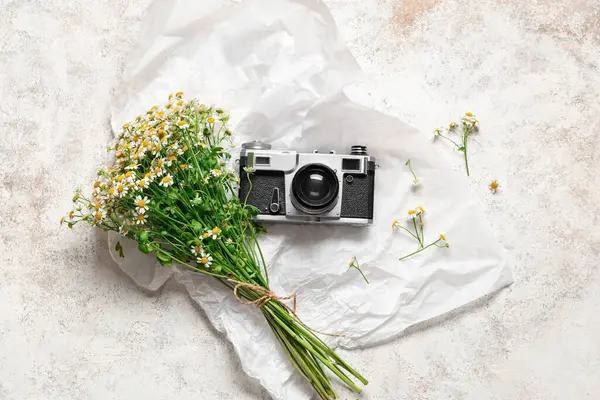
[291,163,339,215]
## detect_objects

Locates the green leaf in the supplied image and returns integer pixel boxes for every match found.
[457,146,465,152]
[138,242,152,254]
[114,241,125,258]
[213,265,222,273]
[190,219,203,233]
[156,252,172,266]
[138,231,149,243]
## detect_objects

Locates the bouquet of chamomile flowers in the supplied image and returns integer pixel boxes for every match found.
[61,93,367,400]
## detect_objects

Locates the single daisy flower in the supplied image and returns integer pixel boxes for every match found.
[175,91,184,97]
[211,169,222,177]
[200,232,210,241]
[489,180,500,193]
[392,220,400,228]
[93,209,106,224]
[124,171,136,183]
[118,225,130,235]
[197,252,213,268]
[165,154,177,167]
[416,206,425,215]
[107,186,116,197]
[206,227,220,240]
[159,175,174,187]
[135,195,150,214]
[135,213,146,225]
[407,209,417,220]
[125,163,138,170]
[225,238,233,246]
[431,127,442,141]
[136,178,149,190]
[116,183,128,197]
[176,120,188,129]
[449,121,457,130]
[190,245,203,256]
[243,166,255,174]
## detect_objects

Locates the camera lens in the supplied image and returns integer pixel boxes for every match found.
[291,164,339,215]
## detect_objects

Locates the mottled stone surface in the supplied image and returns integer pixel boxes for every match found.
[1,0,599,399]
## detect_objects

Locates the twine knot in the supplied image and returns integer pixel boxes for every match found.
[228,279,297,314]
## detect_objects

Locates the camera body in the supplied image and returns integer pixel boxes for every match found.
[238,141,375,226]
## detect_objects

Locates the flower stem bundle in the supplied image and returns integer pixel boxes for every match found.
[62,93,367,399]
[392,207,448,260]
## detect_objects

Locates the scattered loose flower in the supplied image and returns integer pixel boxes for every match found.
[489,180,500,193]
[348,256,369,284]
[405,159,421,186]
[393,207,449,260]
[433,112,479,176]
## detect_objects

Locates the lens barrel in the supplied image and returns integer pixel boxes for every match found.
[291,163,339,215]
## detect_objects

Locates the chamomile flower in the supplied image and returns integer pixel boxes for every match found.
[225,238,233,246]
[197,252,213,268]
[432,127,442,141]
[206,227,221,240]
[392,220,400,228]
[407,209,417,220]
[489,180,500,193]
[135,195,150,214]
[136,178,149,190]
[176,120,189,129]
[92,209,106,224]
[200,232,209,241]
[124,171,136,184]
[243,166,255,174]
[207,117,215,124]
[159,174,174,187]
[416,206,425,215]
[211,169,222,177]
[118,225,130,235]
[135,212,147,225]
[115,183,128,197]
[190,245,203,256]
[449,121,457,130]
[438,233,449,247]
[125,163,138,170]
[165,154,177,167]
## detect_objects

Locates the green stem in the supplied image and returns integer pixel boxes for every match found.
[399,239,441,261]
[412,218,423,248]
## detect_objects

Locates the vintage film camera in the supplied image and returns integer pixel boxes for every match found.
[238,141,375,225]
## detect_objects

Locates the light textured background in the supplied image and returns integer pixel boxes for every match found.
[1,0,599,399]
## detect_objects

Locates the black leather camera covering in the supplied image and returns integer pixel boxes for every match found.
[238,156,286,215]
[340,161,375,219]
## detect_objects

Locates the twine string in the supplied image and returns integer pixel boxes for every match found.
[227,279,343,337]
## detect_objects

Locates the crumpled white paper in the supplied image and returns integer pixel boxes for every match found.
[108,0,514,398]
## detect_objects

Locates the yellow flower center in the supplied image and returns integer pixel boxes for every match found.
[117,184,124,193]
[144,173,153,179]
[95,203,102,210]
[193,246,200,253]
[201,257,209,264]
[157,160,163,168]
[408,209,416,215]
[212,227,221,235]
[133,135,140,142]
[180,164,188,169]
[177,120,186,127]
[202,233,209,239]
[162,176,171,184]
[168,155,177,161]
[214,169,221,175]
[60,216,65,225]
[160,136,167,143]
[465,112,473,117]
[175,91,184,97]
[142,139,149,147]
[439,234,446,241]
[93,181,101,188]
[137,214,145,221]
[125,171,133,178]
[69,211,73,219]
[417,206,425,213]
[136,115,141,121]
[137,200,146,208]
[150,105,157,112]
[157,111,165,118]
[392,220,398,227]
[139,180,146,188]
[177,100,183,106]
[123,122,130,128]
[95,211,103,221]
[207,117,215,123]
[490,181,499,189]
[108,187,115,196]
[115,175,124,182]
